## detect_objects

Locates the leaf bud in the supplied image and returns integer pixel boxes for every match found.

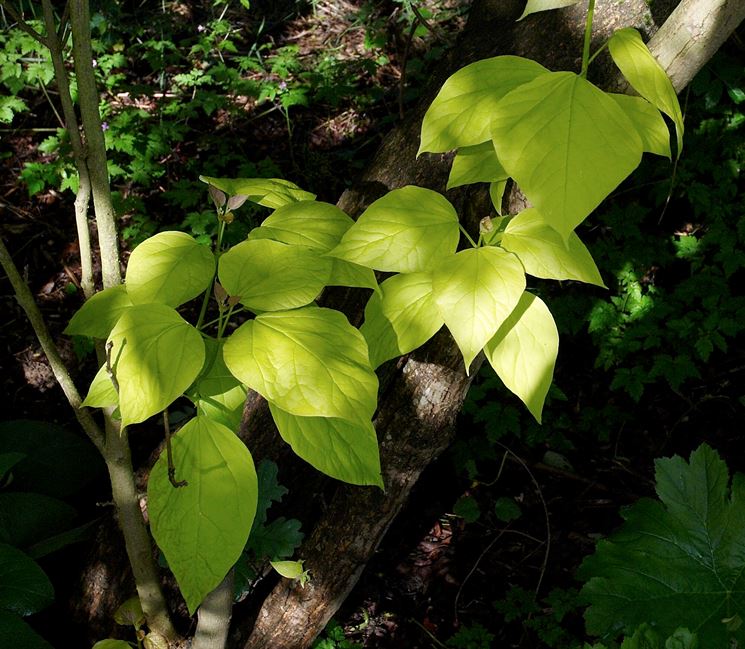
[479,216,493,234]
[208,185,227,209]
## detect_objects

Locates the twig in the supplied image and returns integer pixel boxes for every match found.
[0,1,48,47]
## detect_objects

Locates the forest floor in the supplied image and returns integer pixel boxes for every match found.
[1,2,744,648]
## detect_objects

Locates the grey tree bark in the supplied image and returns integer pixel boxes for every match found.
[233,1,744,648]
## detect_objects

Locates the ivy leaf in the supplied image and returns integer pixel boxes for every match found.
[148,416,258,615]
[484,292,559,422]
[419,56,549,154]
[491,71,643,240]
[247,517,303,560]
[609,94,672,159]
[446,141,508,190]
[517,0,582,21]
[192,339,246,432]
[360,272,443,368]
[81,363,118,409]
[108,304,205,428]
[252,460,288,531]
[327,186,460,273]
[219,239,331,312]
[64,285,133,339]
[125,231,215,307]
[199,176,315,208]
[248,200,353,251]
[501,208,605,287]
[433,247,525,372]
[269,404,383,487]
[607,28,684,155]
[579,444,745,647]
[223,306,378,424]
[0,543,53,615]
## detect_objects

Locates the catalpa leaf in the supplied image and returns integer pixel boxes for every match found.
[609,94,671,159]
[579,444,745,648]
[248,200,353,251]
[192,339,247,431]
[218,239,331,312]
[327,186,459,273]
[484,292,558,422]
[327,258,378,292]
[108,303,205,428]
[0,611,54,649]
[0,492,77,549]
[65,285,133,339]
[491,71,643,240]
[607,28,684,155]
[148,416,257,615]
[270,560,305,580]
[489,180,508,215]
[517,0,582,21]
[446,141,508,190]
[419,56,549,154]
[125,231,215,307]
[199,176,315,208]
[433,247,525,372]
[81,363,118,409]
[501,208,605,287]
[223,306,378,424]
[0,543,53,615]
[269,403,383,487]
[360,272,443,368]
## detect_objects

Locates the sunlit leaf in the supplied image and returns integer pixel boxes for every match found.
[446,142,508,190]
[419,56,549,153]
[484,292,559,422]
[0,543,53,615]
[248,200,353,251]
[327,186,459,273]
[501,208,605,286]
[327,259,379,292]
[491,71,643,240]
[64,285,133,339]
[360,272,443,368]
[269,404,383,487]
[218,239,330,312]
[489,180,508,215]
[609,94,671,158]
[607,28,684,155]
[579,444,745,647]
[199,176,315,208]
[270,559,305,579]
[81,363,118,409]
[125,231,215,307]
[433,247,525,372]
[223,306,378,424]
[92,641,133,649]
[517,0,582,20]
[148,416,257,615]
[108,304,205,428]
[192,339,247,432]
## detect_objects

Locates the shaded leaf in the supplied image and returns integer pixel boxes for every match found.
[0,611,54,649]
[0,543,53,615]
[609,94,672,158]
[192,339,246,432]
[247,517,303,560]
[0,493,76,549]
[148,417,258,614]
[447,141,508,190]
[252,460,288,531]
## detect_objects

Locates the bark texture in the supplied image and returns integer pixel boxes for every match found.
[234,1,704,648]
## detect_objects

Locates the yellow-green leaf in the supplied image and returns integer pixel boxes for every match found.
[192,339,247,431]
[64,285,133,339]
[199,176,315,208]
[446,142,508,190]
[433,247,525,372]
[607,28,684,155]
[125,232,215,307]
[501,208,605,287]
[81,363,118,409]
[419,56,549,154]
[491,71,643,240]
[518,0,582,20]
[269,404,383,487]
[609,94,672,158]
[148,417,257,614]
[484,292,558,422]
[108,304,205,428]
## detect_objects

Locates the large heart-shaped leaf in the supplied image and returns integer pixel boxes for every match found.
[484,292,559,422]
[607,28,684,155]
[0,543,53,615]
[81,363,118,409]
[419,56,549,154]
[269,404,382,487]
[248,200,353,251]
[433,247,525,372]
[108,303,205,428]
[327,186,459,273]
[609,94,671,158]
[0,611,54,649]
[579,444,745,648]
[501,208,605,286]
[199,176,315,208]
[0,493,76,549]
[223,306,378,424]
[360,272,443,368]
[327,259,379,292]
[192,339,247,431]
[218,239,330,312]
[447,142,509,190]
[125,231,215,307]
[148,416,257,614]
[64,285,133,339]
[491,71,643,240]
[517,0,582,20]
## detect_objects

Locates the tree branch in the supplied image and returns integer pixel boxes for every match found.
[0,0,48,47]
